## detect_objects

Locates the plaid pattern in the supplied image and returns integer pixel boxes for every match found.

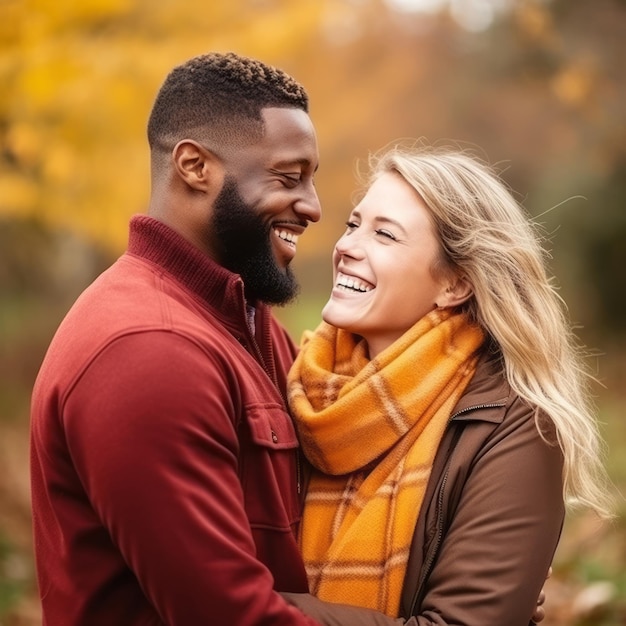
[288,309,484,615]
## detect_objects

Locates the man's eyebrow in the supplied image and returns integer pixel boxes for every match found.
[272,158,318,172]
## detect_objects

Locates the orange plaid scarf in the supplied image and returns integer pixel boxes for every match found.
[287,309,484,615]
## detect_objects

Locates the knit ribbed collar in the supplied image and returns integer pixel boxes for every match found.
[126,214,251,327]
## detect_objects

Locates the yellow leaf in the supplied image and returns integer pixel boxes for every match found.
[43,144,75,185]
[0,173,39,216]
[6,123,41,169]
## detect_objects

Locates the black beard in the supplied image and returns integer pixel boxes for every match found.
[211,177,299,305]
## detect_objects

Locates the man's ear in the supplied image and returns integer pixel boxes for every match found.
[172,140,221,192]
[437,275,473,309]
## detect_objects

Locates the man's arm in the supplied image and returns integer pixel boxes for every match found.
[282,593,407,625]
[65,331,319,625]
[281,584,548,625]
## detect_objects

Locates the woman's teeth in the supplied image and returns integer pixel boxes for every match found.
[336,273,373,293]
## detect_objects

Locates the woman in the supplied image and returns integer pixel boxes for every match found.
[284,141,613,625]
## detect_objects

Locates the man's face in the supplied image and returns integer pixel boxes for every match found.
[211,176,298,305]
[210,107,321,305]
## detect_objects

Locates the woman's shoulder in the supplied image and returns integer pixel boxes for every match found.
[453,350,557,446]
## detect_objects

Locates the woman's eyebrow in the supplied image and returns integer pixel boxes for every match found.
[373,215,408,236]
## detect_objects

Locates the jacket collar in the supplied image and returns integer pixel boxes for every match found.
[126,214,266,337]
[449,351,511,424]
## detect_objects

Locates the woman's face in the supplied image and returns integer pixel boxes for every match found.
[322,171,451,358]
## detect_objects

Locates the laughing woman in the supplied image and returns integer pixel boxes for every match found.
[283,142,613,626]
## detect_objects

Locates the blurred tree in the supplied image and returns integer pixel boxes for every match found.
[1,1,626,622]
[0,0,330,251]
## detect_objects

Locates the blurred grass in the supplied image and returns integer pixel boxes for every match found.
[0,533,31,616]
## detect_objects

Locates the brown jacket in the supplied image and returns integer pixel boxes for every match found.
[283,353,565,626]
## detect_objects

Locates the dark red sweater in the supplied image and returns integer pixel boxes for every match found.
[30,215,319,625]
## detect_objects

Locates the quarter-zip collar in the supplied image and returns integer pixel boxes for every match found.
[126,215,276,377]
[127,215,247,316]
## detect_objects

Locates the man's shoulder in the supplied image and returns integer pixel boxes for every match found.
[60,255,169,337]
[36,255,215,383]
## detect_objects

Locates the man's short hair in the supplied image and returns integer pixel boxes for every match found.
[147,52,309,153]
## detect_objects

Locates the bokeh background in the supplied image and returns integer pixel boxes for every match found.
[1,0,625,623]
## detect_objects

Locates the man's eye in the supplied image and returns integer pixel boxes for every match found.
[282,174,301,187]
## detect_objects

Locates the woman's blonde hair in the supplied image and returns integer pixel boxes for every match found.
[368,139,613,518]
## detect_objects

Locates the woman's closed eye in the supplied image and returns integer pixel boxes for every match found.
[375,228,397,241]
[344,221,397,241]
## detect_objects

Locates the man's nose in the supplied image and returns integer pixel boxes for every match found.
[295,183,322,223]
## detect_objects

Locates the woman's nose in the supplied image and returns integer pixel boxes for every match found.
[334,231,364,259]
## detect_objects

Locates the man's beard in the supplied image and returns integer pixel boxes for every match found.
[211,177,299,305]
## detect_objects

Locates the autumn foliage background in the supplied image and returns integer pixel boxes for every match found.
[1,0,625,624]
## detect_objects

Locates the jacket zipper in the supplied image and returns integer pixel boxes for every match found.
[448,402,506,421]
[296,452,302,495]
[409,401,506,615]
[410,460,451,615]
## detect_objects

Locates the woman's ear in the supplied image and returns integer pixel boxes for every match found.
[437,275,473,309]
[172,140,221,192]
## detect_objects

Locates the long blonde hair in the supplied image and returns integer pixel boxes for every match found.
[368,140,613,518]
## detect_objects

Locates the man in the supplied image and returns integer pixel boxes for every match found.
[30,52,547,626]
[30,51,323,625]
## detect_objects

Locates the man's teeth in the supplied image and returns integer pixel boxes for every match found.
[275,229,298,246]
[336,273,373,293]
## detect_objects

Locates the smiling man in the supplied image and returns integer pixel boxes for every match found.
[29,52,323,626]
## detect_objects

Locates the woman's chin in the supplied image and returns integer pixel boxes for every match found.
[321,301,345,328]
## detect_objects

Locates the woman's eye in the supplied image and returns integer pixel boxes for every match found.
[345,221,358,231]
[376,229,396,240]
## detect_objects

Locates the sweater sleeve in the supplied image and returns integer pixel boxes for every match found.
[63,330,320,626]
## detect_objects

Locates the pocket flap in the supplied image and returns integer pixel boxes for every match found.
[246,404,299,450]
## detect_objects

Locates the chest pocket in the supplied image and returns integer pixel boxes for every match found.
[247,403,299,449]
[239,403,301,529]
